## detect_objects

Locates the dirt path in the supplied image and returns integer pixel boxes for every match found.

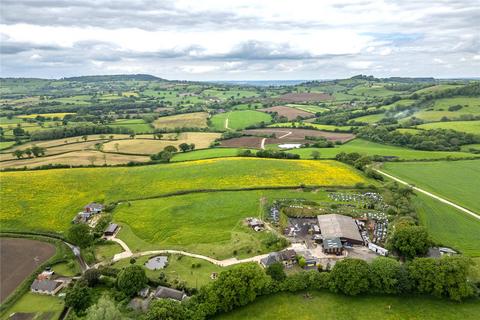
[278,131,292,139]
[374,168,480,220]
[104,234,306,267]
[260,138,266,149]
[225,118,230,129]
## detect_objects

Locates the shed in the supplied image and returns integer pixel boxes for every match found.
[322,237,343,254]
[84,202,104,213]
[104,223,119,236]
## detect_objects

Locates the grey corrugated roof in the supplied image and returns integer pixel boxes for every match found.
[154,286,185,301]
[105,223,118,233]
[31,279,60,292]
[317,214,363,243]
[323,237,342,249]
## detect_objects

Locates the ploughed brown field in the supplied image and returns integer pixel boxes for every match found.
[0,238,56,302]
[259,106,314,120]
[274,92,332,103]
[220,128,355,148]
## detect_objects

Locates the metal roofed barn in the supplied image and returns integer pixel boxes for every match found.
[317,214,363,245]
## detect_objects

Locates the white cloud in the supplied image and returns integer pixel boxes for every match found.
[1,0,479,79]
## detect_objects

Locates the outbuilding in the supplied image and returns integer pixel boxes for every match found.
[322,237,343,254]
[104,223,119,236]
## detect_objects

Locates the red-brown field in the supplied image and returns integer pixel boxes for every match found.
[220,128,355,149]
[259,106,314,120]
[220,136,265,148]
[274,92,332,103]
[244,128,355,143]
[0,238,56,302]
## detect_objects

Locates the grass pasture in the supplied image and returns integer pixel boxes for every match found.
[211,110,272,131]
[413,193,480,257]
[171,148,248,162]
[115,189,334,258]
[416,120,480,134]
[153,112,209,129]
[3,292,64,320]
[382,160,480,213]
[217,291,480,320]
[0,158,367,233]
[108,118,153,133]
[286,104,329,114]
[289,139,475,160]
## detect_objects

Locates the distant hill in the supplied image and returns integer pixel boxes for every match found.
[62,74,163,82]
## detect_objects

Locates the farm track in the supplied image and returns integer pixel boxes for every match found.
[374,168,480,220]
[101,233,307,268]
[225,117,230,129]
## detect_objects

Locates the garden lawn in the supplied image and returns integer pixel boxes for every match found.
[412,193,480,257]
[210,110,272,131]
[94,242,124,262]
[289,139,475,160]
[113,254,235,289]
[382,160,480,213]
[216,291,480,320]
[0,158,365,233]
[114,189,333,259]
[3,292,63,319]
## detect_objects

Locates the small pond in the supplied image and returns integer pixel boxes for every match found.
[145,256,168,270]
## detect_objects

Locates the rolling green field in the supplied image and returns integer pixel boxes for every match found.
[413,193,480,257]
[416,120,480,134]
[268,122,353,132]
[114,189,333,258]
[382,160,480,213]
[290,139,476,160]
[217,291,480,320]
[350,113,386,124]
[286,104,328,114]
[108,118,153,133]
[210,110,272,131]
[405,97,480,122]
[171,148,247,162]
[0,158,366,233]
[0,141,15,150]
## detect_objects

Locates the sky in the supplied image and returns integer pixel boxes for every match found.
[0,0,479,80]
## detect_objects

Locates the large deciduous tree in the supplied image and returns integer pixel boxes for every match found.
[329,258,369,295]
[116,265,148,297]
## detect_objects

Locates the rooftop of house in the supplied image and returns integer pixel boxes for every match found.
[31,279,61,292]
[260,252,281,267]
[317,214,363,243]
[154,286,186,301]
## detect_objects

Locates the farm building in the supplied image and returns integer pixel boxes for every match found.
[322,237,343,255]
[279,249,297,268]
[317,214,363,245]
[84,202,104,213]
[30,279,64,295]
[154,286,187,301]
[104,223,119,236]
[260,252,282,268]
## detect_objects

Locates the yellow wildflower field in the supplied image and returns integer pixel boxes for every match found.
[0,158,366,233]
